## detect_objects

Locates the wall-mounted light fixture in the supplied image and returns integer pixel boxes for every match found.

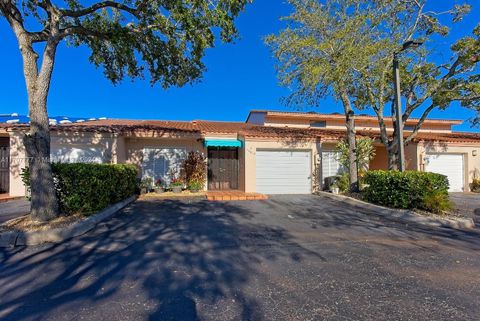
[473,150,478,157]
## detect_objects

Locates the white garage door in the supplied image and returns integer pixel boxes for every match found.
[256,150,311,194]
[425,154,464,192]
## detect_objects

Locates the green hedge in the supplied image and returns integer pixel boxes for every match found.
[362,170,452,213]
[22,163,138,215]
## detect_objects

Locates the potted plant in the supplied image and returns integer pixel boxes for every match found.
[170,178,183,193]
[140,177,153,194]
[154,178,165,193]
[331,184,340,195]
[188,179,203,193]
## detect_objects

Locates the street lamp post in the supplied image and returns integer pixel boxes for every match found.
[393,40,423,172]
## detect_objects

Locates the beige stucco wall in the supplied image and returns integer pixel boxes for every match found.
[369,145,389,170]
[124,136,205,168]
[50,132,117,163]
[264,116,453,133]
[124,135,207,189]
[9,131,119,197]
[8,129,225,196]
[7,127,479,196]
[9,132,26,196]
[417,142,480,192]
[243,137,322,193]
[367,143,418,171]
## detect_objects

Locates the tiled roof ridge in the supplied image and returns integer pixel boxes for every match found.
[250,109,463,124]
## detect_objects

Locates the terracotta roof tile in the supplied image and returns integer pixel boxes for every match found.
[3,118,479,143]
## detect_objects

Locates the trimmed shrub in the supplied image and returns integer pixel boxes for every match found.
[22,163,138,215]
[363,170,451,213]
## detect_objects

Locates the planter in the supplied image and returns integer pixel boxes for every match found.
[331,187,339,195]
[171,186,182,194]
[154,187,165,194]
[190,188,199,193]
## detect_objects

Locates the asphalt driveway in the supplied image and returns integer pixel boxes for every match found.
[1,195,479,321]
[0,199,30,224]
[450,193,480,225]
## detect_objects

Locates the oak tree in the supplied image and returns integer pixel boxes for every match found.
[351,1,479,169]
[1,0,250,221]
[266,0,389,192]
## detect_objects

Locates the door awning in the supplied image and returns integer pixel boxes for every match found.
[204,139,242,148]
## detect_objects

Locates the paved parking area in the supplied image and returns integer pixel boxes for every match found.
[1,195,479,321]
[450,193,480,225]
[0,199,30,224]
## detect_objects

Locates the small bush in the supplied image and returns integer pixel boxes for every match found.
[334,173,350,193]
[422,190,453,214]
[363,170,451,213]
[181,151,206,188]
[188,180,203,191]
[471,178,480,193]
[22,163,138,215]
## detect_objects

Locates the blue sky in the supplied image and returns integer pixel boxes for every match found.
[0,1,478,132]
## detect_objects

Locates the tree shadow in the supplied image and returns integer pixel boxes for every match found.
[0,198,322,321]
[266,195,480,252]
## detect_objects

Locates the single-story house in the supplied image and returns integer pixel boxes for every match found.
[1,110,479,197]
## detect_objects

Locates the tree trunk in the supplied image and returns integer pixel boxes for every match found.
[387,143,398,170]
[24,105,59,222]
[21,42,59,222]
[340,91,359,192]
[2,2,60,221]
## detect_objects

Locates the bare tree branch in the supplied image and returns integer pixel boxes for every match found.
[404,103,435,144]
[59,25,112,39]
[60,1,139,18]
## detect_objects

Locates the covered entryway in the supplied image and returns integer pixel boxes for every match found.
[207,147,239,190]
[425,153,464,192]
[205,139,242,191]
[255,150,311,194]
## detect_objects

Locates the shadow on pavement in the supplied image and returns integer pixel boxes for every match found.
[0,199,321,321]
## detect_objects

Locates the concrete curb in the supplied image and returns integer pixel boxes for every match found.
[316,191,475,230]
[0,196,137,247]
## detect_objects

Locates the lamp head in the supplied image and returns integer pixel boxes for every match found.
[402,40,424,51]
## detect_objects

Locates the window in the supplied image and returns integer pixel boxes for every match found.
[404,125,415,131]
[310,121,327,128]
[321,151,345,178]
[142,148,187,184]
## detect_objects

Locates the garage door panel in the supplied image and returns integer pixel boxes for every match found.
[425,154,464,192]
[256,150,311,194]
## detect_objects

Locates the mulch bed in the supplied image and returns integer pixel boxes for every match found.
[0,213,86,232]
